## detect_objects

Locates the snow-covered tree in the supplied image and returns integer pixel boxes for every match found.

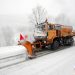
[1,26,14,46]
[29,6,47,28]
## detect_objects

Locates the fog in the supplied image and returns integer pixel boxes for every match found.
[0,0,75,46]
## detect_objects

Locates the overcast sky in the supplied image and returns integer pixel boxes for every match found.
[0,0,75,17]
[0,0,75,28]
[0,0,62,16]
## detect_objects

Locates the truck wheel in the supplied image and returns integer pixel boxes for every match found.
[67,37,74,46]
[64,37,74,46]
[51,40,59,50]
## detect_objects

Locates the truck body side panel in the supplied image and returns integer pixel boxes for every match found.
[60,26,73,37]
[47,30,56,43]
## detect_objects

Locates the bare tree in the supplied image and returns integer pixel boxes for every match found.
[30,6,47,28]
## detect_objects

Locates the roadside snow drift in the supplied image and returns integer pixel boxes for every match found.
[0,45,28,68]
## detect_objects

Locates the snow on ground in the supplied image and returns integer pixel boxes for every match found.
[0,45,27,59]
[0,45,75,75]
[0,45,28,68]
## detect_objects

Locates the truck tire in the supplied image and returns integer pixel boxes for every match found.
[67,37,74,46]
[51,40,59,50]
[64,37,74,46]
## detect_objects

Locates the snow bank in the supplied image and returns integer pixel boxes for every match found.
[5,46,75,75]
[0,45,28,68]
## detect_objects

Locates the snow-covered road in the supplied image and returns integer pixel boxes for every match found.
[0,45,75,75]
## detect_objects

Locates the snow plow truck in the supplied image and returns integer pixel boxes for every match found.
[18,20,75,58]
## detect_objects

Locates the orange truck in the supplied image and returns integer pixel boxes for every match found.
[18,20,75,58]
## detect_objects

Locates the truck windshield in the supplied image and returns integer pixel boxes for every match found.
[36,25,45,31]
